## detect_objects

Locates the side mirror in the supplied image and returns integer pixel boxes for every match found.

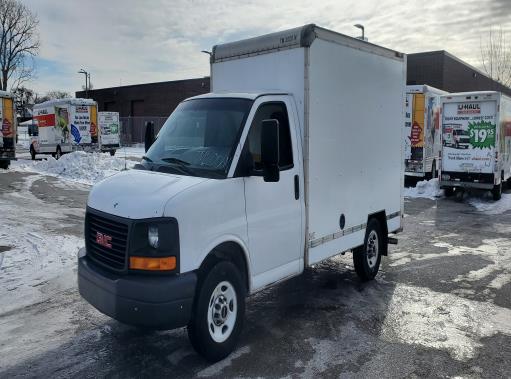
[144,121,155,152]
[261,119,280,182]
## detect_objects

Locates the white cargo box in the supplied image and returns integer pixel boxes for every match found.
[211,25,405,265]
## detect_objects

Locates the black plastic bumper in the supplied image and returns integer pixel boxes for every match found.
[78,256,196,329]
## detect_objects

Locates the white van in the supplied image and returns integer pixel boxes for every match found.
[440,91,511,200]
[0,91,16,169]
[78,24,405,361]
[31,98,98,159]
[98,112,120,155]
[404,85,447,178]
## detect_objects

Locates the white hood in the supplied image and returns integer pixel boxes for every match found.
[87,170,208,219]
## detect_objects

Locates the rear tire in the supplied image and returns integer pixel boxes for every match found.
[353,218,383,281]
[492,183,502,201]
[188,261,245,362]
[55,146,62,160]
[444,187,455,197]
[109,150,116,156]
[0,160,9,169]
[30,146,36,160]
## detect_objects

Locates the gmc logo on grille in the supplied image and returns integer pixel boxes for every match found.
[96,232,112,248]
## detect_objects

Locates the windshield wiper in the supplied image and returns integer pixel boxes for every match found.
[161,157,191,166]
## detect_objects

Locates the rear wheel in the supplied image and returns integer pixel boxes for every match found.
[492,183,502,201]
[30,145,36,160]
[55,146,62,160]
[109,150,116,156]
[444,186,455,197]
[353,218,383,281]
[0,160,9,169]
[188,261,245,362]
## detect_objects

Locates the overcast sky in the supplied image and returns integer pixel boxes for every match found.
[23,0,511,95]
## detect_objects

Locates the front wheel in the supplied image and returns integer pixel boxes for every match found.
[353,218,384,281]
[444,186,455,197]
[188,261,245,362]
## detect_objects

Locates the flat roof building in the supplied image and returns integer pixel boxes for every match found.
[407,50,511,97]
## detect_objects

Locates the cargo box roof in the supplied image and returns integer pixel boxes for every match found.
[211,24,404,63]
[34,98,97,108]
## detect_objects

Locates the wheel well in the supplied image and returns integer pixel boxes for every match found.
[198,242,250,293]
[368,211,388,256]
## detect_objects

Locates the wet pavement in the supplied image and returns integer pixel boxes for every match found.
[0,171,510,378]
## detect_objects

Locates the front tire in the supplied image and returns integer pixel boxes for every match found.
[188,261,245,362]
[353,218,383,281]
[444,186,455,197]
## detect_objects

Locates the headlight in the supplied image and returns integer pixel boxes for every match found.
[148,224,159,249]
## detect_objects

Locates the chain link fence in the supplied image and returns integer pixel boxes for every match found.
[119,117,167,145]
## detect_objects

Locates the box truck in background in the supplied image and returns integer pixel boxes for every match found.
[78,24,405,361]
[0,91,16,169]
[440,91,511,200]
[404,85,447,178]
[98,112,120,155]
[31,98,98,160]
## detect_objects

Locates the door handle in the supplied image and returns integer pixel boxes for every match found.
[294,175,299,200]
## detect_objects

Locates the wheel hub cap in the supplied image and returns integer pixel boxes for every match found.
[207,280,237,343]
[366,230,379,268]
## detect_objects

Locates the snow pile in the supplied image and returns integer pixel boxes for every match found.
[404,178,444,199]
[468,194,511,214]
[14,151,136,185]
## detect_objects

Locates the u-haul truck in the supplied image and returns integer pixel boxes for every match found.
[404,85,447,178]
[0,91,16,169]
[98,111,120,155]
[31,98,98,159]
[440,91,511,200]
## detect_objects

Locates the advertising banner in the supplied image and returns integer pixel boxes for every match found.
[98,112,120,145]
[70,105,92,144]
[442,100,497,173]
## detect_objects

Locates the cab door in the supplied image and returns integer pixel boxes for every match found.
[237,96,303,290]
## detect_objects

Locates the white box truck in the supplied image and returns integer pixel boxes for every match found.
[404,85,447,178]
[98,111,121,155]
[0,91,16,169]
[31,98,98,159]
[440,91,511,200]
[78,24,405,361]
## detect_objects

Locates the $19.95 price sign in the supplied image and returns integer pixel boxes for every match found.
[468,121,496,149]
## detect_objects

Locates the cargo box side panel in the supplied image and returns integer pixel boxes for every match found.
[211,48,306,139]
[307,39,405,265]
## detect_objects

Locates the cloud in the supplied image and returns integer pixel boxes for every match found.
[21,0,511,94]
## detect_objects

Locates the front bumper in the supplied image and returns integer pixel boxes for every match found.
[78,254,196,329]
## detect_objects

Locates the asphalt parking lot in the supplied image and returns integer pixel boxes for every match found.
[0,170,510,378]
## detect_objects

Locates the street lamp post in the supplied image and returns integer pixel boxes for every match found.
[78,69,89,98]
[354,24,366,41]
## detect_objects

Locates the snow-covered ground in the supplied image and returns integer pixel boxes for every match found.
[468,194,511,215]
[0,174,85,313]
[10,151,136,185]
[404,178,444,200]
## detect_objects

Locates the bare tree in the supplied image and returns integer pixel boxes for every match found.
[34,90,72,104]
[480,27,511,87]
[0,0,39,91]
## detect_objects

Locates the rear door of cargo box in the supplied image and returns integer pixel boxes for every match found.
[442,99,497,174]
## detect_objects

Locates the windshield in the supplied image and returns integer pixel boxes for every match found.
[143,98,253,178]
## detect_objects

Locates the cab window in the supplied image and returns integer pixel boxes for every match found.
[245,102,294,171]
